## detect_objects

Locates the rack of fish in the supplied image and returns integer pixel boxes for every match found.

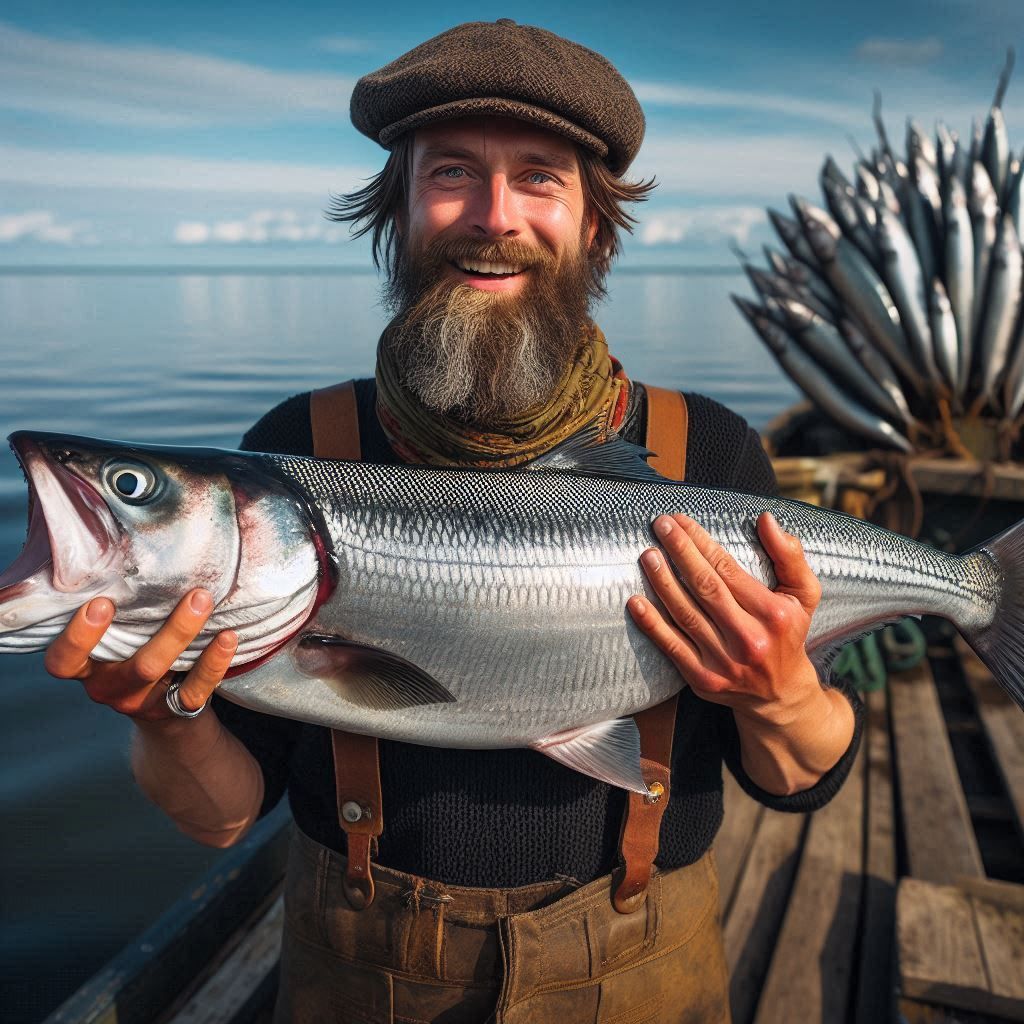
[734,53,1023,457]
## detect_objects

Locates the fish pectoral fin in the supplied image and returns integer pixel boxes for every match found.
[530,718,650,795]
[294,633,456,710]
[525,424,667,483]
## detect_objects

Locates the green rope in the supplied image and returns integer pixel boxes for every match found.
[830,618,928,692]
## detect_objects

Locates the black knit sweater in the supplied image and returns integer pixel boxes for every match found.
[212,380,864,888]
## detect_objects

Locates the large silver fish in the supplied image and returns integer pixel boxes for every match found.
[2,430,1023,795]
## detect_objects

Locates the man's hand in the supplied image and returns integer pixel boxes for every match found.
[627,511,854,795]
[44,590,263,846]
[45,589,237,728]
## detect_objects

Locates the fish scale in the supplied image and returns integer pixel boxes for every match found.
[230,452,1004,748]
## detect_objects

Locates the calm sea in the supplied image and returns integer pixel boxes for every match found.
[0,268,795,1021]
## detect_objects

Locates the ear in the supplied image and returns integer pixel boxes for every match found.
[585,209,599,250]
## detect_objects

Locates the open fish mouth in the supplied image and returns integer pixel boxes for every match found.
[0,434,122,618]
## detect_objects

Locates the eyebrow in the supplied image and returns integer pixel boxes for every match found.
[417,145,578,174]
[516,150,578,173]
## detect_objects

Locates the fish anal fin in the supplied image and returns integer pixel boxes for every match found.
[530,718,650,794]
[295,633,456,710]
[526,425,668,483]
[808,616,907,681]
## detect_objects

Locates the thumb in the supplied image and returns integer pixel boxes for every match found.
[757,511,821,613]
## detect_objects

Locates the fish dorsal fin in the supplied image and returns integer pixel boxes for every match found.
[530,717,650,794]
[294,633,456,710]
[526,424,667,483]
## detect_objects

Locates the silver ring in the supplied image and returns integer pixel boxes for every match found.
[165,680,206,719]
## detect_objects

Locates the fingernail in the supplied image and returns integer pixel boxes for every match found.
[642,550,662,570]
[630,596,647,614]
[654,516,674,538]
[85,598,112,625]
[190,590,212,614]
[217,631,237,649]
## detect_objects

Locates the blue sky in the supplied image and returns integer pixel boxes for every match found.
[1,0,1021,266]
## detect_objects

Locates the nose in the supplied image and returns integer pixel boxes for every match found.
[469,174,521,237]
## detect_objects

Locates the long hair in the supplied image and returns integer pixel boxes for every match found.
[325,134,656,298]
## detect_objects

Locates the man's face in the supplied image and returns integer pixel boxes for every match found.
[382,117,600,425]
[403,116,597,294]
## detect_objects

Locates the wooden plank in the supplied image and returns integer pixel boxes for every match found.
[889,660,985,884]
[770,452,1024,501]
[752,737,865,1024]
[723,808,806,1024]
[898,879,989,1009]
[854,687,897,1024]
[166,893,283,1024]
[956,876,1024,914]
[898,878,1024,1023]
[898,997,1006,1023]
[972,895,1024,1016]
[908,458,1024,502]
[716,771,764,916]
[956,637,1024,839]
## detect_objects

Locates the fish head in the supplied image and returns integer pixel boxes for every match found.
[0,432,324,668]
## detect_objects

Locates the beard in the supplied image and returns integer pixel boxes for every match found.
[380,231,593,425]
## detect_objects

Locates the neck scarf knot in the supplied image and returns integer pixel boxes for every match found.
[375,322,629,468]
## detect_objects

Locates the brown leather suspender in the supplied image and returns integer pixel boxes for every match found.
[310,380,689,913]
[611,384,689,913]
[644,385,688,481]
[311,382,383,910]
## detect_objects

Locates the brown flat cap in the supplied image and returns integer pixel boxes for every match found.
[350,19,644,175]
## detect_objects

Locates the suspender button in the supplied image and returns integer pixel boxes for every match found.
[342,800,365,823]
[644,782,665,804]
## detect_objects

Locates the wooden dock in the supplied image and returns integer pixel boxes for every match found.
[716,636,1024,1024]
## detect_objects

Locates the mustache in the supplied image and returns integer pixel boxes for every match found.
[413,235,557,275]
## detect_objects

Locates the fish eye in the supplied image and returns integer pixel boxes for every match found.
[103,460,160,504]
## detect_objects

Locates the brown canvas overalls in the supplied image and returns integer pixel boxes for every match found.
[272,383,731,1024]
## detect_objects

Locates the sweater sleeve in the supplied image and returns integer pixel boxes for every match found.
[209,391,316,817]
[683,391,865,812]
[718,690,865,812]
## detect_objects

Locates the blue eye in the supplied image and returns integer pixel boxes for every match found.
[442,167,465,178]
[529,172,553,184]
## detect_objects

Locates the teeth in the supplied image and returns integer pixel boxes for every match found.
[456,260,524,276]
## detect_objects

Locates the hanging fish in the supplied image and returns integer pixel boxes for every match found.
[745,55,1022,450]
[734,297,914,453]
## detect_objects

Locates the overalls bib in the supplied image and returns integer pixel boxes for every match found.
[273,383,731,1023]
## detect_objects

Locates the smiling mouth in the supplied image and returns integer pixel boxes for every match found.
[450,259,527,279]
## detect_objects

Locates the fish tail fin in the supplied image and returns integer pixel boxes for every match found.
[962,517,1024,711]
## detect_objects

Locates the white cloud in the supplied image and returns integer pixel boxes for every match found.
[633,133,829,199]
[0,210,94,244]
[638,206,765,247]
[173,222,210,244]
[632,81,866,130]
[0,145,373,196]
[173,208,349,245]
[0,21,353,127]
[855,37,944,65]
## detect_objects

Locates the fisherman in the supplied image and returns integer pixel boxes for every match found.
[44,20,861,1023]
